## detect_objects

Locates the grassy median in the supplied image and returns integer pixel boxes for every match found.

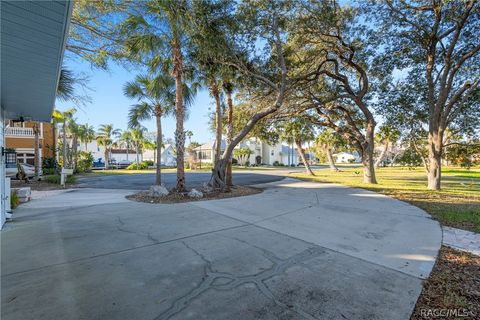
[291,166,480,233]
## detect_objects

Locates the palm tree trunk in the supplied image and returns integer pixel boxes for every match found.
[155,106,163,185]
[72,136,78,172]
[126,142,129,161]
[173,39,186,191]
[104,148,109,170]
[52,123,58,169]
[62,120,67,168]
[294,139,315,176]
[226,91,234,186]
[374,140,389,168]
[326,147,339,171]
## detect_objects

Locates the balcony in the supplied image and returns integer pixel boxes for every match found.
[6,127,35,138]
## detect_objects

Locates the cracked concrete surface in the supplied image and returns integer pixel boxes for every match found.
[1,179,441,320]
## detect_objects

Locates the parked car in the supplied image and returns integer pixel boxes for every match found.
[117,159,132,169]
[6,163,42,179]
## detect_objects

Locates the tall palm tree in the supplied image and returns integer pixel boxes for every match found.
[78,123,96,152]
[124,0,193,191]
[52,108,76,168]
[124,73,175,185]
[67,120,81,171]
[96,124,120,169]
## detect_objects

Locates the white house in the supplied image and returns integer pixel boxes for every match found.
[193,139,312,166]
[142,144,176,167]
[1,0,73,228]
[334,152,360,163]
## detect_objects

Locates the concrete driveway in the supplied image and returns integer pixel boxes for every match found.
[77,171,286,190]
[1,178,441,320]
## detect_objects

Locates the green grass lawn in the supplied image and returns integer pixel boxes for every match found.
[291,166,480,233]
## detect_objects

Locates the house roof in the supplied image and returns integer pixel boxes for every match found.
[1,0,73,122]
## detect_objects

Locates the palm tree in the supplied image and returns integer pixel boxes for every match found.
[124,0,193,191]
[96,124,120,169]
[316,129,344,172]
[118,130,133,162]
[78,123,96,152]
[124,73,175,185]
[374,125,400,168]
[52,108,76,168]
[130,127,146,166]
[67,120,80,171]
[278,118,316,176]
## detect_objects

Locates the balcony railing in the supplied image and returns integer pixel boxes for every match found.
[6,127,35,137]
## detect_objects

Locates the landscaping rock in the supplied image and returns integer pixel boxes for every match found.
[12,187,31,203]
[188,188,203,199]
[149,185,169,197]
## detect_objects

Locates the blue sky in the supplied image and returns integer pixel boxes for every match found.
[56,58,216,144]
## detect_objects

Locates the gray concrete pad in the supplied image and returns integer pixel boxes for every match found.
[1,178,441,319]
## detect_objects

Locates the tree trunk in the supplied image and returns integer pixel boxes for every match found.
[52,123,57,168]
[155,107,163,185]
[173,39,186,192]
[362,123,377,184]
[294,139,315,176]
[72,136,78,172]
[33,124,40,177]
[374,140,389,168]
[325,147,339,171]
[85,142,88,152]
[136,144,139,165]
[427,132,443,190]
[126,142,129,161]
[226,91,234,186]
[62,120,67,168]
[104,148,109,170]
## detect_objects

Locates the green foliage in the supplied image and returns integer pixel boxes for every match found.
[126,161,150,170]
[143,160,154,166]
[11,191,19,209]
[44,175,76,185]
[77,151,94,173]
[445,143,480,169]
[233,147,253,166]
[398,148,424,167]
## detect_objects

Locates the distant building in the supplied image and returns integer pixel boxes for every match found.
[333,152,359,163]
[193,139,313,166]
[142,144,176,167]
[5,121,55,165]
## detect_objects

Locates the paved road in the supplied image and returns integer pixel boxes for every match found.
[77,171,286,190]
[1,179,441,320]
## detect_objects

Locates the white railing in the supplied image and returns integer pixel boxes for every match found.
[6,127,35,137]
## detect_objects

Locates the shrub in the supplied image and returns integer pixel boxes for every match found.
[44,174,76,184]
[143,160,154,166]
[42,157,56,169]
[11,191,19,209]
[126,162,148,170]
[77,151,94,173]
[255,155,262,165]
[42,168,56,175]
[273,161,280,166]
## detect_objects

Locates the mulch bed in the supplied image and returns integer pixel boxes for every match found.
[11,179,77,191]
[126,185,263,204]
[411,246,480,319]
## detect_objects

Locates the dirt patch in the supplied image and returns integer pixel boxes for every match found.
[126,185,263,204]
[11,179,77,191]
[411,246,480,319]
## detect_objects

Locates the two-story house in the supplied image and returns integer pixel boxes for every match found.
[5,121,55,165]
